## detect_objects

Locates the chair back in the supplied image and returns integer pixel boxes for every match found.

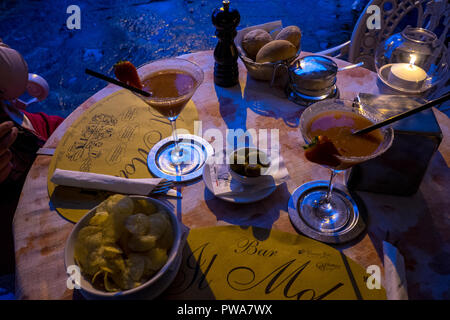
[349,0,449,71]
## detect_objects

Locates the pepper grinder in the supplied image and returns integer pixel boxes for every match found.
[212,0,240,87]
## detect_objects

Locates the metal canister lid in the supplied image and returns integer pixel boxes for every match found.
[291,55,337,80]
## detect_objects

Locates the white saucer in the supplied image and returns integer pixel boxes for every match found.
[202,163,277,203]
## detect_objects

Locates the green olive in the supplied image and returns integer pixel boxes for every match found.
[231,148,270,177]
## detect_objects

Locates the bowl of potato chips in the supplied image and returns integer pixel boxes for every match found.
[64,194,182,299]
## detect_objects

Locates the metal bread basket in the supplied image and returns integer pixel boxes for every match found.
[235,20,301,81]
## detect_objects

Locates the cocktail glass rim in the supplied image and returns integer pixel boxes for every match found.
[300,98,394,166]
[135,57,204,105]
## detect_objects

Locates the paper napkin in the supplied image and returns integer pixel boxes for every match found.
[51,168,163,196]
[383,240,409,300]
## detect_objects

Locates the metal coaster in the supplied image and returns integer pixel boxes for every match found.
[147,134,214,182]
[288,180,365,244]
[286,84,339,107]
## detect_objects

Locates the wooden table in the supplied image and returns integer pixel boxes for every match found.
[13,51,450,300]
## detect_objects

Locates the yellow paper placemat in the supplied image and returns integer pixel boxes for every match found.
[165,226,386,300]
[47,89,198,223]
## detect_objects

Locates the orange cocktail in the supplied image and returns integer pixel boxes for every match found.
[295,99,394,240]
[135,58,204,178]
[306,110,384,170]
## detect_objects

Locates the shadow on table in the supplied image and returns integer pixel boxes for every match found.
[215,83,248,133]
[203,183,291,240]
[50,186,177,223]
[214,74,305,136]
[160,242,216,300]
[49,186,112,223]
[346,152,450,299]
[242,75,305,128]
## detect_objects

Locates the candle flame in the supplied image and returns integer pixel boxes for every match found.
[409,54,417,67]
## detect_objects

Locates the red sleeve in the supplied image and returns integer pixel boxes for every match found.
[22,111,64,141]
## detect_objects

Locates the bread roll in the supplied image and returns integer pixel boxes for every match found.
[275,26,302,49]
[255,40,297,63]
[242,29,272,60]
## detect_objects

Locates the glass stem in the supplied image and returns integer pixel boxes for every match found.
[325,169,337,203]
[170,119,182,156]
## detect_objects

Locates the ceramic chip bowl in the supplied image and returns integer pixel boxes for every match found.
[64,196,183,300]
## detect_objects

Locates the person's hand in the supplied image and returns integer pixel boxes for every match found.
[0,121,18,183]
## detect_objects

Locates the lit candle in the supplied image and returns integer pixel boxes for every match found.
[388,55,427,90]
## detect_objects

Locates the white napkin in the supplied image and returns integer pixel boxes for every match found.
[383,240,409,300]
[207,153,289,196]
[51,169,163,196]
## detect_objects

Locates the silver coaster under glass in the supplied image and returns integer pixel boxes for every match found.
[147,134,214,182]
[288,180,365,244]
[286,84,339,107]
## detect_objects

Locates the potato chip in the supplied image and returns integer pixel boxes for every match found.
[127,234,157,252]
[125,213,151,235]
[74,226,103,272]
[118,230,131,256]
[101,197,132,242]
[110,265,136,291]
[146,247,168,271]
[106,194,134,217]
[101,215,123,243]
[157,224,174,250]
[76,226,103,248]
[89,211,109,226]
[111,254,126,270]
[102,244,123,259]
[104,256,135,291]
[147,213,170,239]
[105,272,121,292]
[133,199,158,215]
[127,253,146,281]
[84,248,107,275]
[91,269,104,285]
[107,195,134,242]
[136,254,157,279]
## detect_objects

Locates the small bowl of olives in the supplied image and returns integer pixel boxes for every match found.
[228,147,273,186]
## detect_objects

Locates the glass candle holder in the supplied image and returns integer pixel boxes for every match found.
[375,26,448,94]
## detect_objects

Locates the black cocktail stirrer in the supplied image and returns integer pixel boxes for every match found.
[353,91,450,135]
[85,68,151,97]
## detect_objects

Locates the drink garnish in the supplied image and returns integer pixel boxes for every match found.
[113,61,143,89]
[303,135,341,167]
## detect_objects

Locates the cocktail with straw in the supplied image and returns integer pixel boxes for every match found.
[291,99,394,242]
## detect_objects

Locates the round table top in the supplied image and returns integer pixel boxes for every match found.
[13,50,450,300]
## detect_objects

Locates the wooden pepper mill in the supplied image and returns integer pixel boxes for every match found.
[212,0,240,87]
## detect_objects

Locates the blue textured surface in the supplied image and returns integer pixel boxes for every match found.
[0,274,15,300]
[0,0,363,118]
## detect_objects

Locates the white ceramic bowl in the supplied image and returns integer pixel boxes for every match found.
[64,196,182,299]
[228,147,274,186]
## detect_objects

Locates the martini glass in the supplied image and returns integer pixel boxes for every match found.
[136,58,204,178]
[297,99,394,236]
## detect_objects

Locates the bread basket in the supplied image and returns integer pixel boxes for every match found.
[235,20,301,81]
